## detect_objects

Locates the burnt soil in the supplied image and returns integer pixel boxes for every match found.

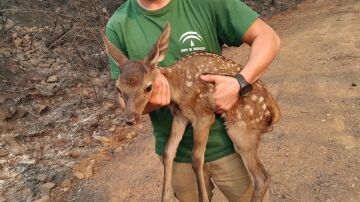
[0,0,359,201]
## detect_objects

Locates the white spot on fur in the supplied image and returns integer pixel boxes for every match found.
[251,95,258,101]
[186,81,193,87]
[258,96,264,103]
[262,103,267,110]
[248,109,254,116]
[240,121,247,126]
[244,105,251,110]
[265,110,270,116]
[237,112,242,119]
[255,118,260,122]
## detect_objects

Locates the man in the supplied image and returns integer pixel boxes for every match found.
[106,0,280,201]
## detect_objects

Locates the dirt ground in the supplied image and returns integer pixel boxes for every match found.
[65,0,360,201]
[1,0,359,201]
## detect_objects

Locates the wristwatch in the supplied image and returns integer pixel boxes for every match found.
[233,73,252,96]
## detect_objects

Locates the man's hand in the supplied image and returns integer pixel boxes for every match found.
[200,74,240,114]
[143,69,171,114]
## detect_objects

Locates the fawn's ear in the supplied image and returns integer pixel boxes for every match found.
[146,23,171,67]
[101,28,129,68]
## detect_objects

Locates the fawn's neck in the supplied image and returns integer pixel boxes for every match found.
[159,66,182,103]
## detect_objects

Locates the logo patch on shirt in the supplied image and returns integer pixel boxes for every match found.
[179,31,206,53]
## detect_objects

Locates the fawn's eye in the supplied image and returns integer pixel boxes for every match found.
[116,87,122,94]
[144,83,153,93]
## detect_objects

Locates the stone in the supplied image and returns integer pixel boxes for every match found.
[12,32,18,39]
[351,83,357,87]
[39,182,56,194]
[39,63,51,68]
[30,58,39,66]
[35,83,59,96]
[36,174,49,182]
[20,188,34,201]
[33,104,48,114]
[69,150,81,158]
[2,136,25,155]
[74,171,85,179]
[34,195,50,202]
[46,75,58,83]
[93,135,111,146]
[0,106,16,121]
[60,179,71,188]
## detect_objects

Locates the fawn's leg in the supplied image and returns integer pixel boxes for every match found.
[162,108,189,202]
[226,125,270,202]
[191,115,215,202]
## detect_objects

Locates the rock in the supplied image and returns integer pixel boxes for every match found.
[35,84,59,96]
[93,135,111,146]
[108,125,116,132]
[16,53,25,61]
[15,107,28,118]
[46,75,58,83]
[39,63,51,68]
[2,136,25,155]
[300,109,309,113]
[60,179,71,188]
[39,182,56,194]
[20,188,34,201]
[84,160,95,178]
[33,104,48,114]
[0,106,17,121]
[74,171,85,179]
[69,150,81,158]
[351,83,357,87]
[30,58,39,66]
[34,195,50,202]
[36,174,50,182]
[12,32,18,39]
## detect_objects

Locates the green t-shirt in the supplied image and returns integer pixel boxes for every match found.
[106,0,259,162]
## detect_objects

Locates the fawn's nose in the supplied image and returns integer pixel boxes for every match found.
[125,114,139,125]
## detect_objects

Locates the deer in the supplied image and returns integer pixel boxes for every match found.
[102,23,281,202]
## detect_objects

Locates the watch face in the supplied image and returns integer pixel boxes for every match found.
[240,85,252,96]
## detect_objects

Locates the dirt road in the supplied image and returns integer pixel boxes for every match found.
[68,0,360,201]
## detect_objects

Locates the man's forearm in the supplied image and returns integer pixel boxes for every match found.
[241,20,281,83]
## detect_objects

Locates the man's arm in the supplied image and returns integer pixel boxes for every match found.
[200,19,281,113]
[238,19,281,83]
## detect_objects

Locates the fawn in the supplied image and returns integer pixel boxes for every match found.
[102,23,280,202]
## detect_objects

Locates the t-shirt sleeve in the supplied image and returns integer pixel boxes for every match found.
[105,24,128,80]
[213,0,259,47]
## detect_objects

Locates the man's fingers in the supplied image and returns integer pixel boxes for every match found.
[200,74,219,83]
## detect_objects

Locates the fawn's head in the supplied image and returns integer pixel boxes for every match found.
[102,23,171,125]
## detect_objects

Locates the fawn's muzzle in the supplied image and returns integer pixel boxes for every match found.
[125,113,139,125]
